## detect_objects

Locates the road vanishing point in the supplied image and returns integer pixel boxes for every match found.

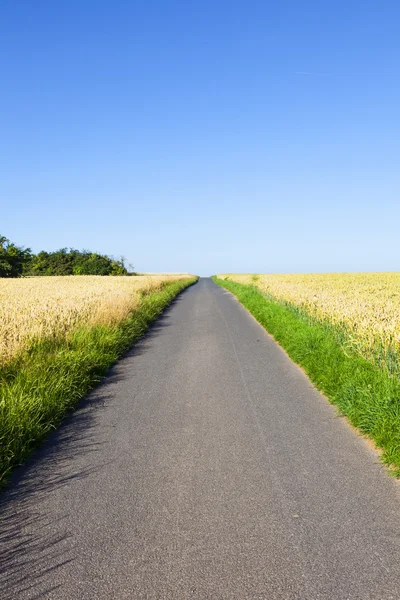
[1,278,399,599]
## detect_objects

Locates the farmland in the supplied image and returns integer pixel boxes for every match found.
[0,275,190,366]
[0,274,197,482]
[218,273,400,376]
[213,273,400,474]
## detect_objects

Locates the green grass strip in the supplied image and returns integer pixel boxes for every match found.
[0,277,198,484]
[212,276,400,475]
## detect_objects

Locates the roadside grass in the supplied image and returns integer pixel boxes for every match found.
[212,276,400,475]
[217,272,400,379]
[0,277,198,485]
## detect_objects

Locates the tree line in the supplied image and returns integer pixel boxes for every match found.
[0,234,129,277]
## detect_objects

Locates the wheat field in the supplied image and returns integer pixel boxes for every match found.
[0,275,187,366]
[218,273,400,373]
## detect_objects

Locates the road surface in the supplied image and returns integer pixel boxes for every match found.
[1,278,399,599]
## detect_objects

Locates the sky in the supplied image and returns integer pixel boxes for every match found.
[1,1,399,275]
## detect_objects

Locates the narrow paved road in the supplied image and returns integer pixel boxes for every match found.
[1,278,399,599]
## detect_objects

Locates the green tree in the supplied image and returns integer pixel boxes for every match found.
[0,235,32,277]
[26,248,129,276]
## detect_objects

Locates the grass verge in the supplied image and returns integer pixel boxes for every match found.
[0,277,198,485]
[212,276,400,475]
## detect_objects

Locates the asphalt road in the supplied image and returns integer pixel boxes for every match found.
[1,277,399,599]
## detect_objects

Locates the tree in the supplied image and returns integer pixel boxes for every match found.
[0,235,32,277]
[26,248,129,276]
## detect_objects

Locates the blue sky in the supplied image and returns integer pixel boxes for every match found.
[1,1,399,275]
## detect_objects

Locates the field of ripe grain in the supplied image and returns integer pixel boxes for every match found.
[213,274,400,473]
[218,273,400,375]
[0,275,186,366]
[0,275,197,482]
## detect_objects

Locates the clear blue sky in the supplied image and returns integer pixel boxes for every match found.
[1,1,399,275]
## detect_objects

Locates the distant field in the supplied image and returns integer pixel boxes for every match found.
[218,273,400,376]
[214,273,400,473]
[0,275,187,366]
[0,274,197,482]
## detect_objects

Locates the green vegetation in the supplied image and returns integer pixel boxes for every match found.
[0,235,31,277]
[0,233,130,277]
[0,277,197,484]
[212,276,400,475]
[27,248,128,276]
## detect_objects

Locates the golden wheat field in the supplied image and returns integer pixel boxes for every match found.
[218,273,400,371]
[0,275,187,366]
